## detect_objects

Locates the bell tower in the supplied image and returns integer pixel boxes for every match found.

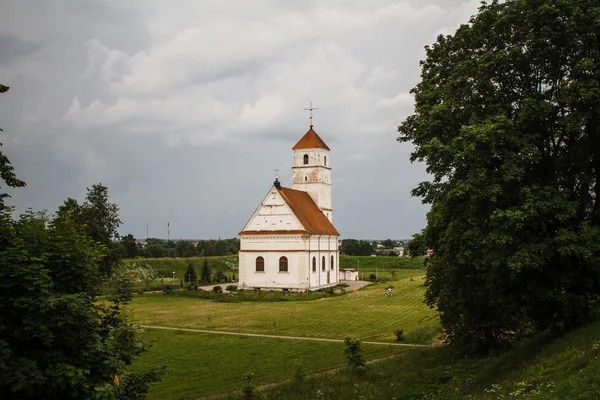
[291,126,333,222]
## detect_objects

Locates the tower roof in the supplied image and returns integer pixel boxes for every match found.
[292,127,330,151]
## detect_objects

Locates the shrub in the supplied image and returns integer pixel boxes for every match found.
[242,372,254,400]
[226,285,237,292]
[394,329,404,341]
[212,285,223,294]
[344,337,366,376]
[369,273,377,281]
[293,362,306,383]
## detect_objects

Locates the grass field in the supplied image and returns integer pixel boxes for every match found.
[242,321,600,400]
[128,270,438,343]
[133,329,411,399]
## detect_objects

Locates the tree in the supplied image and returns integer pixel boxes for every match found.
[405,231,428,257]
[214,269,226,283]
[121,233,138,258]
[398,0,600,353]
[0,208,163,399]
[200,259,212,283]
[340,239,375,256]
[343,338,366,376]
[0,85,26,206]
[58,184,122,274]
[185,263,197,286]
[382,239,395,249]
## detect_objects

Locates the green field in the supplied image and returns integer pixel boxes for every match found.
[128,264,438,399]
[241,321,600,400]
[133,329,411,399]
[128,270,438,343]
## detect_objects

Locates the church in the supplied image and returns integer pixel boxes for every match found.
[238,122,340,291]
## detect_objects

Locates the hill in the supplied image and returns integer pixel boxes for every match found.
[241,320,600,399]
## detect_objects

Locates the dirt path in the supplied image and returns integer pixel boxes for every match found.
[138,324,435,348]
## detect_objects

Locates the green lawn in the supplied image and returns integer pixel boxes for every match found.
[243,321,600,400]
[128,270,438,343]
[133,328,411,399]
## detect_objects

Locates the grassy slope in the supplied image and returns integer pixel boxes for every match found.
[247,321,600,400]
[133,329,411,400]
[339,255,426,270]
[122,256,238,282]
[128,270,438,343]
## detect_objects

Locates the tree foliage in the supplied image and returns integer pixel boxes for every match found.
[0,208,163,399]
[406,231,429,257]
[398,0,600,353]
[58,184,122,274]
[200,259,212,283]
[0,85,26,205]
[185,263,198,286]
[340,239,374,256]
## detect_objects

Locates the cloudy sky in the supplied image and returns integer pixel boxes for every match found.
[1,0,480,240]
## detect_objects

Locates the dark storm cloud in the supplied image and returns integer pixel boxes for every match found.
[1,0,481,239]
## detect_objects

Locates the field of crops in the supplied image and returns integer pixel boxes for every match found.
[133,329,411,399]
[128,270,438,343]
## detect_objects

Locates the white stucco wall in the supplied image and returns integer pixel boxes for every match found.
[239,233,339,291]
[241,187,304,232]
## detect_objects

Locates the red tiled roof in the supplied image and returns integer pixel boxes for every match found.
[292,127,330,150]
[277,187,339,236]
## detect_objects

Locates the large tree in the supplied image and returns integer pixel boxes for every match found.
[398,0,600,353]
[58,184,122,274]
[0,85,26,205]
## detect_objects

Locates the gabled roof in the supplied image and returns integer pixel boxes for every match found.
[239,185,339,236]
[292,127,330,151]
[277,186,339,236]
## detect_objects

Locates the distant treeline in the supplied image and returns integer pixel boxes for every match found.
[339,238,402,256]
[119,235,240,259]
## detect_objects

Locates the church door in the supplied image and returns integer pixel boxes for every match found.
[327,271,330,284]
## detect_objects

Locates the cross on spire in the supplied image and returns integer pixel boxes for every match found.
[274,169,280,179]
[303,101,319,128]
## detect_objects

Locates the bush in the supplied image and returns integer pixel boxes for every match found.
[369,273,377,281]
[394,329,404,341]
[293,362,306,383]
[212,285,223,294]
[226,285,237,292]
[344,337,366,376]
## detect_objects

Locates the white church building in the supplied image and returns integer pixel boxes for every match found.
[238,125,340,291]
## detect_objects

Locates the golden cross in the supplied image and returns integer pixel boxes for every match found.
[303,101,319,128]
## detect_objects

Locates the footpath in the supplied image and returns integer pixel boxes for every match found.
[138,324,435,348]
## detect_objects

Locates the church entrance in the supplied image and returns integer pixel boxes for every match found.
[327,271,330,284]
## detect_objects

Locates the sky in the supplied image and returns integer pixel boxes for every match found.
[0,0,481,240]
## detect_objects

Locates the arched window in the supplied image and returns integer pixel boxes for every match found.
[256,256,264,272]
[322,256,326,271]
[279,256,288,272]
[312,256,316,272]
[304,176,307,182]
[303,154,309,165]
[331,255,334,270]
[324,156,327,166]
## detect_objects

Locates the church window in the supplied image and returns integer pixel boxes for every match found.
[304,176,307,182]
[256,257,264,272]
[279,256,288,272]
[324,156,327,166]
[303,154,309,165]
[331,255,334,270]
[322,256,326,271]
[312,257,316,272]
